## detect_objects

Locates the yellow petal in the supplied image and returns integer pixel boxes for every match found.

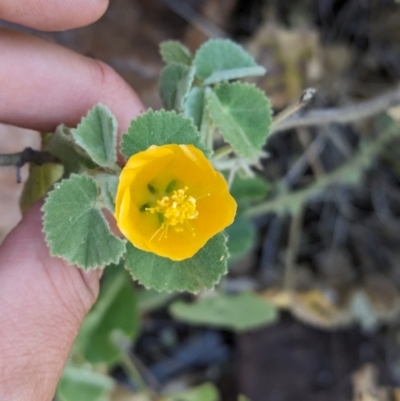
[115,144,237,261]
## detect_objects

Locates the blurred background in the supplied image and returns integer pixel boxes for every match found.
[2,0,400,400]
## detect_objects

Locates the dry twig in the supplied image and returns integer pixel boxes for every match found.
[272,84,400,134]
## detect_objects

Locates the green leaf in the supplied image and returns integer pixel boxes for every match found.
[71,104,118,168]
[204,66,266,86]
[42,175,126,270]
[207,82,272,160]
[46,124,97,175]
[125,233,228,293]
[76,265,139,366]
[160,40,192,66]
[56,364,115,401]
[163,383,219,401]
[184,87,205,130]
[226,217,256,262]
[95,174,119,213]
[137,289,176,313]
[159,64,195,111]
[230,175,271,205]
[194,39,262,83]
[121,110,209,159]
[238,396,252,401]
[170,292,278,332]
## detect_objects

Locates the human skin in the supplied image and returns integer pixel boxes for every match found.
[0,1,144,400]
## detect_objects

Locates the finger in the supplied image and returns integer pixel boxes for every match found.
[0,203,100,400]
[0,0,109,31]
[0,29,144,135]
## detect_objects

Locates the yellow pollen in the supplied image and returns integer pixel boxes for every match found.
[146,187,199,239]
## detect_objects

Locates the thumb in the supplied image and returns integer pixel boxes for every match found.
[0,202,100,401]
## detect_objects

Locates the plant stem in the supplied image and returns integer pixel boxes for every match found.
[271,84,400,134]
[283,209,303,294]
[271,88,316,128]
[120,352,147,391]
[245,122,400,218]
[212,144,234,160]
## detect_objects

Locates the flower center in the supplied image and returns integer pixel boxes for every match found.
[146,187,199,239]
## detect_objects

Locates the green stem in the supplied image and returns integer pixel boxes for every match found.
[212,145,234,160]
[205,123,214,151]
[120,352,147,391]
[245,122,400,218]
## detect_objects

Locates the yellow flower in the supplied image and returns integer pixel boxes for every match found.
[115,144,237,261]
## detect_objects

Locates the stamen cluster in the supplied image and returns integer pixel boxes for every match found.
[147,187,198,235]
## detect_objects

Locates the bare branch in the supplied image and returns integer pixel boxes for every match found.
[271,84,400,134]
[0,147,59,183]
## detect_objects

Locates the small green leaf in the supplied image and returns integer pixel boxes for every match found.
[96,174,119,213]
[121,110,209,159]
[160,40,192,66]
[125,233,228,293]
[226,217,256,262]
[42,175,126,270]
[207,82,272,160]
[71,104,118,168]
[46,125,97,175]
[204,66,266,86]
[57,364,115,401]
[194,39,261,83]
[238,396,252,401]
[163,383,219,401]
[230,175,271,206]
[170,292,278,332]
[184,87,205,130]
[159,64,195,111]
[76,265,139,366]
[137,289,176,313]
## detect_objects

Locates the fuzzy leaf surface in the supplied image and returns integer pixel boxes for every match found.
[122,110,208,159]
[96,174,119,213]
[76,265,139,366]
[159,64,195,111]
[43,175,125,270]
[71,104,118,168]
[170,292,278,332]
[207,82,272,160]
[194,39,260,82]
[160,40,192,65]
[125,233,228,293]
[204,66,266,85]
[184,87,205,130]
[46,125,96,175]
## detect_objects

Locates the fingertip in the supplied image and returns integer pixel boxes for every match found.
[0,31,145,133]
[85,59,145,133]
[0,0,110,31]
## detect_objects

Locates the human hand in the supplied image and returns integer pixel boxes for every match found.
[0,1,144,400]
